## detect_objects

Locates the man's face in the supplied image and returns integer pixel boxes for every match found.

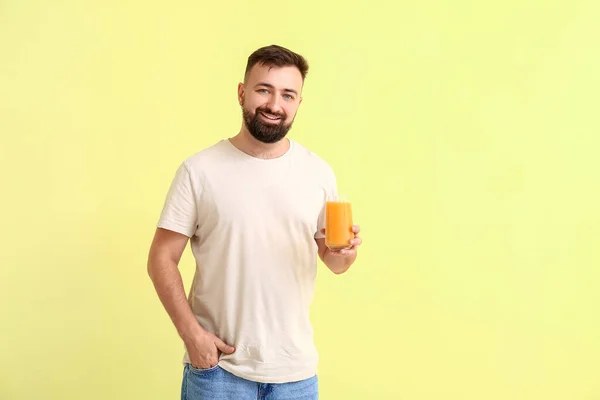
[238,63,303,144]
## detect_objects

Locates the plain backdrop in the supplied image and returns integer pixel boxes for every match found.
[1,1,600,399]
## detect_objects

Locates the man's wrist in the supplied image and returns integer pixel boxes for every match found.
[177,318,205,341]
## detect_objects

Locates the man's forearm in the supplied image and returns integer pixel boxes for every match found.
[147,256,204,340]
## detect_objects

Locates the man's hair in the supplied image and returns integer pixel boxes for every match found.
[244,44,309,81]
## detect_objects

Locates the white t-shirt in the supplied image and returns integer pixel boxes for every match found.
[156,138,337,383]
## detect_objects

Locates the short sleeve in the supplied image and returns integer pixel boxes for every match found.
[314,167,338,239]
[156,162,199,238]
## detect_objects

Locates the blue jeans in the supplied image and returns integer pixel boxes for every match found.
[181,364,319,400]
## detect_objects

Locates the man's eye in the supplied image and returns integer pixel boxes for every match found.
[283,94,293,100]
[258,89,269,94]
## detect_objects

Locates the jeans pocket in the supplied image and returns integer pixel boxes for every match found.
[187,363,220,375]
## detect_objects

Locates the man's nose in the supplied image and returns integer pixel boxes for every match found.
[266,95,283,114]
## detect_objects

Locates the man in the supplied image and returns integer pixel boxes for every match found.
[147,44,362,400]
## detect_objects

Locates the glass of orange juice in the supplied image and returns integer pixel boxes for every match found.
[325,194,354,250]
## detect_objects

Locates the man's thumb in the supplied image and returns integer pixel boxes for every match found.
[215,339,235,354]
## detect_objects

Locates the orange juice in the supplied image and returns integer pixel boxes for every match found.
[325,200,353,250]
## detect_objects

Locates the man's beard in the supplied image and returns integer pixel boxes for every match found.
[242,105,294,144]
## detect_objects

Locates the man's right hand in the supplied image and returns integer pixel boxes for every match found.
[183,328,236,369]
[147,228,235,369]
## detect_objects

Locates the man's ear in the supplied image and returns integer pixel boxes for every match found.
[237,82,244,106]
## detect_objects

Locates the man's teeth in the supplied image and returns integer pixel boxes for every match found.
[261,112,280,120]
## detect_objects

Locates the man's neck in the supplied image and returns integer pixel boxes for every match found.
[229,130,290,160]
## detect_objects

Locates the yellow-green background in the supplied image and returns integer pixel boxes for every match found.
[1,1,599,399]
